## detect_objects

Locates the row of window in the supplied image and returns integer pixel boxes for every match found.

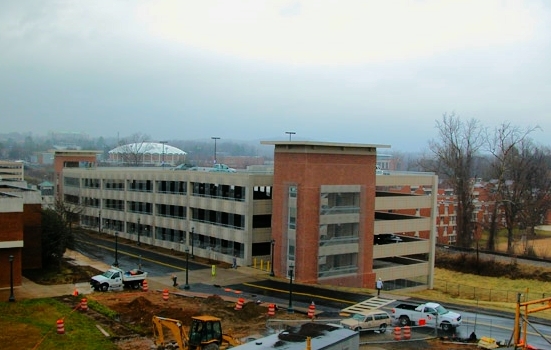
[83,216,246,258]
[65,177,273,202]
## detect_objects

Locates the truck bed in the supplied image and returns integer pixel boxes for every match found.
[394,303,418,310]
[123,269,147,281]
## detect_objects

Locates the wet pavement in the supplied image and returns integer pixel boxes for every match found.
[0,246,390,319]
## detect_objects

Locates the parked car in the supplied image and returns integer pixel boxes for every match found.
[340,310,391,333]
[209,164,236,173]
[374,234,403,245]
[171,163,196,171]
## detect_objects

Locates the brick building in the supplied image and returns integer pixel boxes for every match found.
[0,183,42,289]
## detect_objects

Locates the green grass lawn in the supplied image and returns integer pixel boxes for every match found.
[0,297,118,350]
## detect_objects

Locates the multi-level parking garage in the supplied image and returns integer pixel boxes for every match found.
[56,142,437,291]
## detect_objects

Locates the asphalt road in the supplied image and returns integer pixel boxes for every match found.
[75,231,551,348]
[74,231,210,276]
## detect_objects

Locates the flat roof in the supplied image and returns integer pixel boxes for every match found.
[261,141,391,149]
[53,150,102,155]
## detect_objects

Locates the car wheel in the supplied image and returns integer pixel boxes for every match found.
[100,283,109,292]
[379,324,387,333]
[353,327,361,332]
[399,316,410,326]
[132,282,141,289]
[441,323,452,332]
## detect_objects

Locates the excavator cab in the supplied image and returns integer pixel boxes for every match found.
[189,316,223,348]
[153,315,240,350]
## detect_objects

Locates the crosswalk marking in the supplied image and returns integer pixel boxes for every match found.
[340,296,396,316]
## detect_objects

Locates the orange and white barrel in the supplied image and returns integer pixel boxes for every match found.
[394,327,401,341]
[307,302,316,319]
[234,298,244,310]
[57,319,65,335]
[80,298,88,311]
[267,304,276,317]
[403,326,411,340]
[142,280,148,292]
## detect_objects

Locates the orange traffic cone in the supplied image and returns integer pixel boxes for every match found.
[72,288,79,296]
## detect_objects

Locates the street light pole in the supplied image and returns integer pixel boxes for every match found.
[211,137,220,164]
[270,240,275,277]
[137,218,141,246]
[114,232,119,267]
[288,265,294,313]
[191,227,195,259]
[160,141,168,166]
[285,131,296,141]
[8,255,15,302]
[184,248,190,290]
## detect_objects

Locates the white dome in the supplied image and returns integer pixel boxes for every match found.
[109,142,187,155]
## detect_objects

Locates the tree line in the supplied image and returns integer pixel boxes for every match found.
[420,113,551,253]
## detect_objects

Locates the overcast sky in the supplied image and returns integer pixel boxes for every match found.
[1,1,550,152]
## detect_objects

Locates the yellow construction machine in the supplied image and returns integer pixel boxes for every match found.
[152,315,242,350]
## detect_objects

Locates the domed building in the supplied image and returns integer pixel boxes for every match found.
[108,142,187,166]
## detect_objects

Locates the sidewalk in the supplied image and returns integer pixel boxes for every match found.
[0,248,271,302]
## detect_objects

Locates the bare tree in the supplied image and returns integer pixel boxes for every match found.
[422,113,484,248]
[485,123,539,252]
[41,197,84,268]
[54,196,85,233]
[115,133,152,166]
[515,145,551,253]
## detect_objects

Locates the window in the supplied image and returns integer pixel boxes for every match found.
[289,185,297,198]
[288,207,296,229]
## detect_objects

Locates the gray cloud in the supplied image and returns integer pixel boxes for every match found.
[1,1,550,153]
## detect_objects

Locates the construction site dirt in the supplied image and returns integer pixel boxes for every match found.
[75,289,465,350]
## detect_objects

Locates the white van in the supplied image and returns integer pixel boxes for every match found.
[340,310,391,333]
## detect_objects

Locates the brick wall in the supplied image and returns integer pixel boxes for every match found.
[271,148,376,288]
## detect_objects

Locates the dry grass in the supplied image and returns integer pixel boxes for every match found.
[487,226,551,258]
[404,268,551,319]
[383,229,551,319]
[394,233,551,320]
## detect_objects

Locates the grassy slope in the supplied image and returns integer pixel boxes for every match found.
[408,268,551,317]
[0,298,117,350]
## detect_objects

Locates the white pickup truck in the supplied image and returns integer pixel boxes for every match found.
[390,302,462,331]
[90,266,148,292]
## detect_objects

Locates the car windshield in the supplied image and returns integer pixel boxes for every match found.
[351,313,366,321]
[435,305,449,315]
[102,270,115,278]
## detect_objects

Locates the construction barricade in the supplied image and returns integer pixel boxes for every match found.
[234,298,245,310]
[402,326,411,340]
[142,280,148,292]
[393,327,401,341]
[162,289,169,301]
[267,304,276,317]
[57,319,65,334]
[307,302,316,319]
[80,298,88,311]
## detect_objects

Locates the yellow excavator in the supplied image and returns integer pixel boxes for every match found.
[152,315,242,350]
